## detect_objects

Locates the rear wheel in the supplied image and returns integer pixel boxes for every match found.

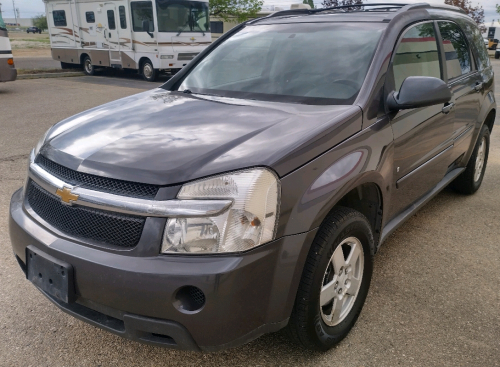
[141,59,158,82]
[82,56,95,76]
[287,207,374,351]
[450,124,490,195]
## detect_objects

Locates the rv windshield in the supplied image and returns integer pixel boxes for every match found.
[178,23,385,105]
[156,0,209,33]
[0,12,6,30]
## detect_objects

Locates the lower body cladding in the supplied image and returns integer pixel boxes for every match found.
[0,56,17,82]
[9,188,317,351]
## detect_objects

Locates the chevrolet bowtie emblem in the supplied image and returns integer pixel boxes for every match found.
[56,187,79,204]
[190,37,196,41]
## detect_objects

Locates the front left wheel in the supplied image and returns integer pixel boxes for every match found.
[141,59,158,82]
[287,207,374,351]
[82,56,95,76]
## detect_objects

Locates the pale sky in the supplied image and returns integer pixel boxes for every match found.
[0,0,497,26]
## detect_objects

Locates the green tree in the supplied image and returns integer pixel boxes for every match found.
[303,0,315,9]
[209,0,263,23]
[322,0,363,9]
[32,14,48,31]
[444,0,485,33]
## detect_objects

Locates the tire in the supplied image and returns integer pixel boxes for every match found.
[450,125,490,195]
[141,59,158,82]
[82,56,95,76]
[287,207,374,351]
[495,52,500,60]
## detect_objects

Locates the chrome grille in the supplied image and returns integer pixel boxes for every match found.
[27,180,145,248]
[36,155,159,199]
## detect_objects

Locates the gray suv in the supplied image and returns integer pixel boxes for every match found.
[9,3,495,352]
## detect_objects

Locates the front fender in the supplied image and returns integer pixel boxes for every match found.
[277,116,394,238]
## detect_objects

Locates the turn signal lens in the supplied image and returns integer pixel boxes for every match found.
[7,58,14,66]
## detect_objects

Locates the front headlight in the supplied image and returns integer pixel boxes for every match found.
[161,168,280,254]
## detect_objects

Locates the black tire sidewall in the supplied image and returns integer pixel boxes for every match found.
[306,216,373,349]
[83,57,94,76]
[471,126,490,192]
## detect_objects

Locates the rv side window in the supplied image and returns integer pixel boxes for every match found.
[119,6,127,29]
[210,21,223,34]
[53,10,67,27]
[107,10,116,30]
[131,1,154,32]
[86,12,95,23]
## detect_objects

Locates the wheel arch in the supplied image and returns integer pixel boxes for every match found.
[484,108,495,133]
[80,53,90,66]
[138,57,152,71]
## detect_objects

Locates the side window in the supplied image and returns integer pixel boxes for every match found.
[131,1,154,32]
[438,21,471,79]
[119,6,127,29]
[86,12,95,23]
[393,23,441,91]
[53,10,67,27]
[107,10,116,30]
[210,21,223,34]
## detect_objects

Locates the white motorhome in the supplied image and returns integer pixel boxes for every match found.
[44,0,211,81]
[0,11,17,82]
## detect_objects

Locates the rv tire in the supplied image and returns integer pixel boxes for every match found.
[83,56,95,76]
[141,59,158,82]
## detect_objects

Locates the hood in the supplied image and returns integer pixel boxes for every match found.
[41,89,362,186]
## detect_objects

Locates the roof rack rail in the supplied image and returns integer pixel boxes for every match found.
[249,2,465,23]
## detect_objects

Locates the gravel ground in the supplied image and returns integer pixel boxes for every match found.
[0,66,499,367]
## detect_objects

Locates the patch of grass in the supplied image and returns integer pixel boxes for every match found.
[17,68,81,75]
[16,38,50,43]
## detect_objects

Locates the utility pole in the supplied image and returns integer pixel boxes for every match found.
[11,0,17,26]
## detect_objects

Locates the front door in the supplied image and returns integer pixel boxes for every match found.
[104,4,121,66]
[387,21,456,219]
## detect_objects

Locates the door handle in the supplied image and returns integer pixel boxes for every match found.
[442,102,455,114]
[474,82,483,92]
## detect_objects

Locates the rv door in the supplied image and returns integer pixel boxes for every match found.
[104,4,121,66]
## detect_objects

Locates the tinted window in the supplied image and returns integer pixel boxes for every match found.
[107,10,116,30]
[86,11,95,23]
[456,19,490,71]
[119,6,127,29]
[393,23,441,91]
[438,22,471,79]
[179,23,386,105]
[53,10,67,27]
[210,21,223,34]
[131,2,154,32]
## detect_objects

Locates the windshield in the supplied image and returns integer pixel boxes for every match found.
[178,23,385,105]
[156,0,209,33]
[0,11,6,30]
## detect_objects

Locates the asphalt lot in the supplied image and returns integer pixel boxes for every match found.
[0,66,499,366]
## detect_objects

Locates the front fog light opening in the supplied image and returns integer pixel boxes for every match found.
[161,168,280,254]
[173,286,206,313]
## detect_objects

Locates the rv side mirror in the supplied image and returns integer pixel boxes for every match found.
[142,20,153,38]
[387,76,451,111]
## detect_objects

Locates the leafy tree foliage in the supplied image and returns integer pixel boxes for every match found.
[210,0,263,22]
[32,14,48,31]
[444,0,485,33]
[303,0,315,9]
[321,0,363,9]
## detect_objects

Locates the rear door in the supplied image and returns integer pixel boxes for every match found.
[436,21,482,161]
[104,4,122,66]
[387,21,455,219]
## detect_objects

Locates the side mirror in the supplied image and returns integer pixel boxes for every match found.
[387,76,452,111]
[142,20,154,38]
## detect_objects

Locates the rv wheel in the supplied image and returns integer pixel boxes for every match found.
[83,56,95,76]
[141,60,158,82]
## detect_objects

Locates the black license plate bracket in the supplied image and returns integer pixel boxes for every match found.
[26,245,75,303]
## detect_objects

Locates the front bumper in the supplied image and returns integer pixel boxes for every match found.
[0,57,17,82]
[9,187,317,351]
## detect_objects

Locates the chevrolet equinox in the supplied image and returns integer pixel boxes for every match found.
[9,3,495,352]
